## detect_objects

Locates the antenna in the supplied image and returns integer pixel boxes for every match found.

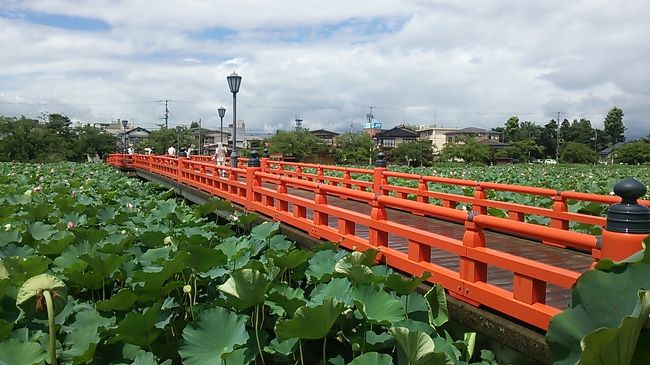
[295,114,303,130]
[157,100,170,128]
[366,106,375,126]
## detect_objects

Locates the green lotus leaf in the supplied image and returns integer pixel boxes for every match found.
[132,251,189,290]
[218,268,270,310]
[310,277,353,306]
[185,245,228,272]
[268,249,313,271]
[425,284,449,327]
[96,206,117,224]
[250,222,279,241]
[353,285,405,325]
[110,304,163,348]
[348,352,394,365]
[96,289,138,312]
[546,242,650,365]
[0,260,8,280]
[193,198,227,217]
[335,249,378,270]
[264,337,298,357]
[16,273,67,319]
[576,290,650,365]
[179,307,249,365]
[385,272,431,295]
[139,247,172,267]
[130,350,171,365]
[266,284,307,316]
[97,233,133,254]
[0,230,21,247]
[306,249,347,282]
[64,268,103,290]
[36,230,75,255]
[0,338,47,365]
[139,230,167,248]
[389,327,447,365]
[27,222,56,241]
[61,307,115,363]
[275,298,344,342]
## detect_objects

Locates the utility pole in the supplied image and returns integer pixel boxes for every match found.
[198,118,202,155]
[594,129,598,164]
[157,100,170,128]
[556,111,562,162]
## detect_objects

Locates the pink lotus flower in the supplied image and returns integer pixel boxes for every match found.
[127,203,134,209]
[71,191,77,198]
[39,176,44,181]
[67,221,75,230]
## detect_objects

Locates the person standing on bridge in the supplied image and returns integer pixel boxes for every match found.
[167,146,176,156]
[212,142,227,177]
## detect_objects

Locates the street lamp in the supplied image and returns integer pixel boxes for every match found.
[218,106,226,144]
[227,71,242,167]
[121,119,129,153]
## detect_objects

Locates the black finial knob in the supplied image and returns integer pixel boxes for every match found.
[248,150,261,167]
[614,177,647,204]
[375,152,387,168]
[262,148,269,158]
[606,177,650,234]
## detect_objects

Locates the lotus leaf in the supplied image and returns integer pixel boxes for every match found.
[275,298,344,341]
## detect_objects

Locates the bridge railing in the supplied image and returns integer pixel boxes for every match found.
[106,153,649,330]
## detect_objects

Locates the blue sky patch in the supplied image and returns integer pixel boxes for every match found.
[189,27,237,40]
[5,10,111,31]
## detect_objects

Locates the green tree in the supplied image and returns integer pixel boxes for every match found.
[440,137,492,164]
[603,107,626,146]
[564,118,594,145]
[502,139,543,162]
[334,132,374,165]
[539,120,559,158]
[70,126,118,161]
[614,140,650,164]
[0,116,40,161]
[267,129,323,161]
[147,127,193,154]
[388,140,433,167]
[560,142,596,164]
[504,116,520,142]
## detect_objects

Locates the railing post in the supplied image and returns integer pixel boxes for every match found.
[601,177,650,261]
[177,157,185,181]
[369,153,389,248]
[277,178,289,212]
[343,170,352,190]
[313,184,328,235]
[460,213,487,297]
[261,148,270,173]
[545,191,569,248]
[473,183,487,214]
[246,150,262,210]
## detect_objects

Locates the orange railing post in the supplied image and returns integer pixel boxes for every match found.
[245,151,262,210]
[369,153,389,248]
[459,212,487,303]
[473,183,487,214]
[601,178,650,261]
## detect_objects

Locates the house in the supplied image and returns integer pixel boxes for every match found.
[225,121,246,149]
[374,126,419,148]
[417,127,459,152]
[598,142,625,164]
[310,129,340,146]
[445,127,501,143]
[191,128,230,154]
[124,127,151,149]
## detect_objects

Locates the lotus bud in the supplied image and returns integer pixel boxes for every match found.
[66,221,75,230]
[183,285,192,293]
[127,203,134,209]
[344,308,353,319]
[39,176,44,181]
[33,186,42,192]
[351,343,361,352]
[164,236,173,245]
[121,230,126,234]
[3,223,10,231]
[71,191,77,198]
[24,190,32,196]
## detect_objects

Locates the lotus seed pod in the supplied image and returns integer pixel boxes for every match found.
[351,343,361,352]
[183,285,192,293]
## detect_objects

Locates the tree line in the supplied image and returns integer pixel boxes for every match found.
[0,114,117,162]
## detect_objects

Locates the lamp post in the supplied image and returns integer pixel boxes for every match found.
[227,72,242,167]
[176,126,182,157]
[218,106,226,144]
[121,119,129,153]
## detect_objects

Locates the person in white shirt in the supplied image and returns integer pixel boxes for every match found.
[167,146,176,156]
[212,142,228,177]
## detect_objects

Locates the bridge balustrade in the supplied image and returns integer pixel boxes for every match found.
[106,152,649,330]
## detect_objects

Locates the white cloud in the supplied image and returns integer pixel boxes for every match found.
[0,0,648,138]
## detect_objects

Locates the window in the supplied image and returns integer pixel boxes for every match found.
[382,138,395,147]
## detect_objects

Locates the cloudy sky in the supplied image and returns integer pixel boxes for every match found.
[0,0,648,138]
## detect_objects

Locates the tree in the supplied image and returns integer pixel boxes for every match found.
[614,140,650,164]
[0,116,40,161]
[603,107,625,146]
[147,127,193,154]
[190,121,200,129]
[267,129,323,161]
[388,140,433,167]
[559,142,596,164]
[70,126,118,161]
[334,132,374,165]
[502,139,543,162]
[504,116,520,142]
[539,120,559,158]
[564,119,594,146]
[440,137,492,164]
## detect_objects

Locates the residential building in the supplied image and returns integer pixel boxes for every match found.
[374,126,419,148]
[417,127,459,152]
[598,142,625,164]
[309,129,340,146]
[124,127,151,149]
[191,128,230,155]
[445,127,501,143]
[225,121,246,148]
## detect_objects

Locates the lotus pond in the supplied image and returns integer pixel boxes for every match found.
[0,162,499,365]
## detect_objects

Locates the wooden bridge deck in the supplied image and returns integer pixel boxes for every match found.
[280,184,591,310]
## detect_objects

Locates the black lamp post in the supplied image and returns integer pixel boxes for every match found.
[227,71,242,167]
[218,106,226,144]
[121,119,129,153]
